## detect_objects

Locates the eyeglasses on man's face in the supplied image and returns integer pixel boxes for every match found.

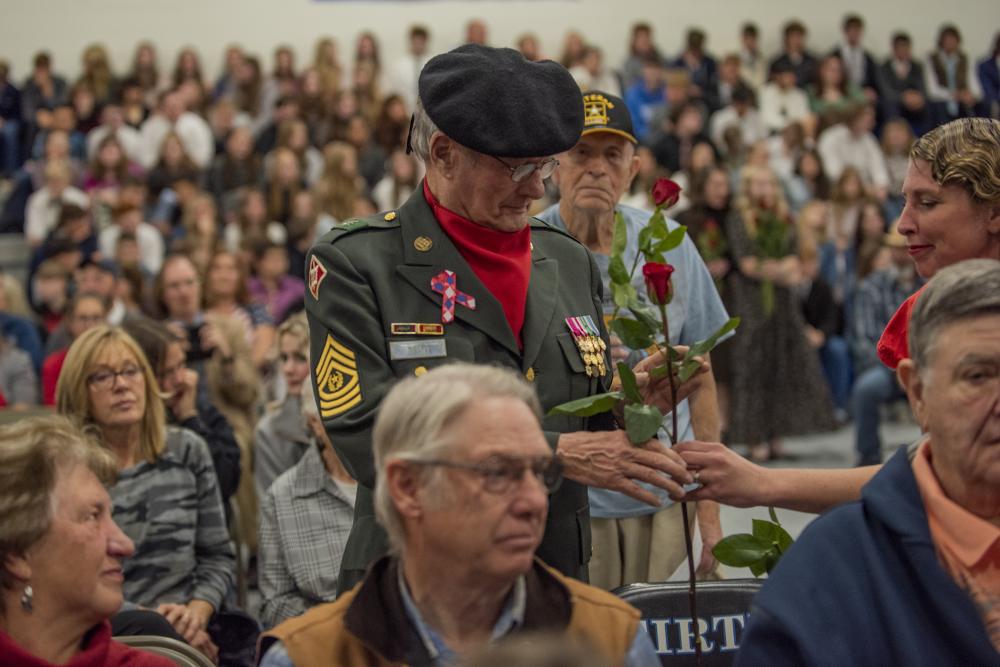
[87,364,143,390]
[410,454,563,494]
[490,156,560,183]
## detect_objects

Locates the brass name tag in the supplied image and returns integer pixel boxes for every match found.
[389,339,448,360]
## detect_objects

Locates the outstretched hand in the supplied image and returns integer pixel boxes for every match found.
[557,430,694,505]
[674,440,770,508]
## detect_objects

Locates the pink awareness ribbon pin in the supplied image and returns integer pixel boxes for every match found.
[430,270,477,324]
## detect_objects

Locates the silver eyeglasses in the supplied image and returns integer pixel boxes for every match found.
[491,156,560,183]
[410,454,563,494]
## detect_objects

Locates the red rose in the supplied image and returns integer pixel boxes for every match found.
[651,178,682,208]
[642,261,675,305]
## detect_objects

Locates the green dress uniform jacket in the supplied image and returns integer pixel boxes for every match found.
[305,186,614,591]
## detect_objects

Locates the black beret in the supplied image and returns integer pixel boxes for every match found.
[418,44,584,158]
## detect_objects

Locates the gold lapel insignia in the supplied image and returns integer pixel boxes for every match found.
[315,334,362,418]
[414,236,433,252]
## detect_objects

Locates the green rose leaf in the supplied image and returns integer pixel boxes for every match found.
[624,402,663,444]
[612,211,628,258]
[648,210,667,238]
[617,362,643,404]
[612,281,635,309]
[610,318,655,352]
[547,391,624,417]
[626,297,657,325]
[608,255,630,287]
[712,533,773,567]
[676,359,704,383]
[753,518,794,554]
[684,317,741,361]
[653,225,688,254]
[637,226,654,255]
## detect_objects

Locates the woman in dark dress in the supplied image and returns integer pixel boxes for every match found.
[724,164,836,461]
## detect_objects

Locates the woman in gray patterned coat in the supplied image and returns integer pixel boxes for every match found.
[56,325,235,662]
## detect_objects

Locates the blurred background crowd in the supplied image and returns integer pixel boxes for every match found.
[0,15,997,637]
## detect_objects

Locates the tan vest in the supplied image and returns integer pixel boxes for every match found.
[264,566,641,667]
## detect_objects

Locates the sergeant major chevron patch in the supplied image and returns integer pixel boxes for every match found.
[315,334,362,418]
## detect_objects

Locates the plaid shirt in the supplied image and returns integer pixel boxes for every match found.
[258,444,356,629]
[850,266,922,373]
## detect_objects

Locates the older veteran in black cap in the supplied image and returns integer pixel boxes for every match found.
[304,45,698,592]
[538,91,730,589]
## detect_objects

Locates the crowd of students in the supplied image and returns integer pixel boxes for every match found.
[0,15,997,660]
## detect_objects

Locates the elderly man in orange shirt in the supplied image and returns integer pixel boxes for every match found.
[736,258,1000,665]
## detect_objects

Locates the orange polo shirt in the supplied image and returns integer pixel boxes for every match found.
[913,442,1000,650]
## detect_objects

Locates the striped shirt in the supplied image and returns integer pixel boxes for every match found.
[112,426,235,610]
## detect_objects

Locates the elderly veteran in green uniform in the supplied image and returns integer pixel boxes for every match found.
[305,44,698,590]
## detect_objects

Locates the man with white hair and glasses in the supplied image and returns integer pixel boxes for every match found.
[259,363,659,666]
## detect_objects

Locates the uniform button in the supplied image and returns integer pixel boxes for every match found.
[524,367,535,382]
[384,211,397,221]
[414,236,433,252]
[414,366,428,377]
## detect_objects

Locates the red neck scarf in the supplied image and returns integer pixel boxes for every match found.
[423,181,532,349]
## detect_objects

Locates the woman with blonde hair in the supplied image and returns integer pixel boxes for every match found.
[77,44,116,106]
[0,415,176,666]
[312,37,342,95]
[270,119,323,185]
[56,325,235,660]
[313,141,362,223]
[725,164,835,461]
[179,191,220,272]
[263,147,304,225]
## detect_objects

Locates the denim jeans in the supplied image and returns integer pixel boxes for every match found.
[819,336,852,412]
[851,364,906,464]
[0,118,21,175]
